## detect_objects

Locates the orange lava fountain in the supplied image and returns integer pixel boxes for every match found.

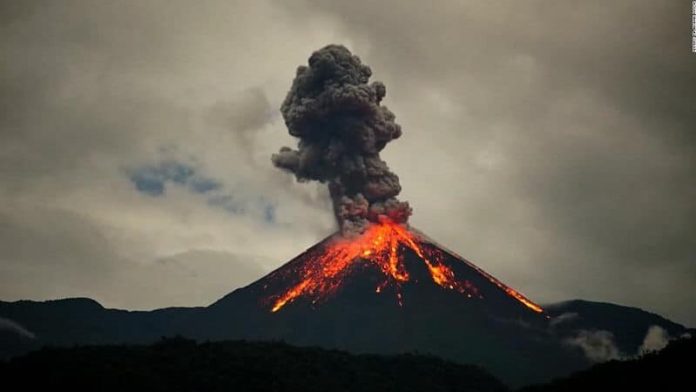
[269,221,543,314]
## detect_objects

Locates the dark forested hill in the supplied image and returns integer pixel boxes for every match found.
[2,297,690,387]
[520,336,696,392]
[0,337,508,392]
[3,335,694,391]
[543,299,687,355]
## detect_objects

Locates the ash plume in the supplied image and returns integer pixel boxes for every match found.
[272,45,411,235]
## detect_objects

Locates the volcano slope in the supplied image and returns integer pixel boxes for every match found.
[189,222,587,386]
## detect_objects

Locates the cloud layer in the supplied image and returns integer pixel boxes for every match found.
[0,1,694,324]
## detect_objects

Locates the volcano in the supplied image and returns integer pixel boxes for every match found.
[190,222,584,385]
[194,46,586,384]
[258,221,542,315]
[3,223,689,386]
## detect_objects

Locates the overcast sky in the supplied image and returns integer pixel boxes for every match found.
[1,0,694,325]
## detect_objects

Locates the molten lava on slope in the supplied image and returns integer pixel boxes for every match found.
[266,221,543,314]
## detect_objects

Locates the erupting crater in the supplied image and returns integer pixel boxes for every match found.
[265,221,543,314]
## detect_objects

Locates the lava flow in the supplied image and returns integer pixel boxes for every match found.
[268,221,543,314]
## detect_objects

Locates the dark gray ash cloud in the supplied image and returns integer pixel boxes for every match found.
[273,45,410,235]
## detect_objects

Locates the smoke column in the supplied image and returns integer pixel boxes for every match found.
[272,45,411,236]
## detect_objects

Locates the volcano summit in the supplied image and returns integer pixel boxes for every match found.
[264,220,543,315]
[259,45,541,331]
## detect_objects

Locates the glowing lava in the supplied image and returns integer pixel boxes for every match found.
[268,222,543,314]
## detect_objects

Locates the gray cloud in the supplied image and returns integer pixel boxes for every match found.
[638,325,671,355]
[568,324,674,362]
[0,0,335,309]
[0,1,694,325]
[0,204,272,309]
[549,312,579,328]
[565,330,621,362]
[207,88,273,134]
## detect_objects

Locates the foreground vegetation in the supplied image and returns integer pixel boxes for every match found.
[0,337,506,392]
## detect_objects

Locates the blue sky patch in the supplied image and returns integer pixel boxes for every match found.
[129,161,220,197]
[263,203,276,223]
[128,160,277,224]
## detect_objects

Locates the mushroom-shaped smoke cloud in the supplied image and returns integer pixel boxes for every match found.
[273,45,411,236]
